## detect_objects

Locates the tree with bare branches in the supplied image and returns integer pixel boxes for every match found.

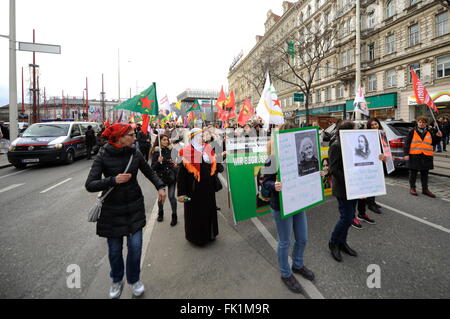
[267,15,338,124]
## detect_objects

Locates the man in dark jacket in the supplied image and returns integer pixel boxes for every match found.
[404,116,442,197]
[85,125,97,160]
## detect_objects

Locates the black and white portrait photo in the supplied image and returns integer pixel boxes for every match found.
[295,132,320,177]
[353,134,375,166]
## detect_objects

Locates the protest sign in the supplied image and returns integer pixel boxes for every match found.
[339,129,386,200]
[226,136,271,222]
[275,127,324,219]
[320,147,332,196]
[379,131,395,174]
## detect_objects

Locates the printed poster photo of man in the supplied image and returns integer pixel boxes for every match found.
[295,132,320,177]
[353,134,376,167]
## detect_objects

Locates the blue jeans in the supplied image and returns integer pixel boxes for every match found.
[330,199,357,245]
[271,209,308,278]
[107,230,143,284]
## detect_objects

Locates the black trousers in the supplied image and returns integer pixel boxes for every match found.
[139,145,150,161]
[357,197,376,214]
[86,144,93,159]
[409,169,429,190]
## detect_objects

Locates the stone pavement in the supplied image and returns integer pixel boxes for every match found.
[0,154,11,169]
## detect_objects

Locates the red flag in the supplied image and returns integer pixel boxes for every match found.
[186,111,195,123]
[411,68,438,112]
[104,120,110,128]
[237,98,254,126]
[216,86,227,116]
[141,114,150,134]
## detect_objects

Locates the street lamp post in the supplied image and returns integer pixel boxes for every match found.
[9,0,18,141]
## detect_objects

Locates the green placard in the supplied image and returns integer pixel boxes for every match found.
[226,136,271,222]
[274,127,325,219]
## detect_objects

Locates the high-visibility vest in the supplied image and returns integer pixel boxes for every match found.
[409,130,434,156]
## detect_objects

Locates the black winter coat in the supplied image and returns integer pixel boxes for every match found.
[85,144,165,238]
[403,127,439,170]
[151,146,178,185]
[329,139,347,199]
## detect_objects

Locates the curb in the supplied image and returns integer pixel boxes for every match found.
[429,171,450,178]
[0,164,12,169]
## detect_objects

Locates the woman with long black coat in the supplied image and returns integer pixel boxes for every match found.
[85,123,166,299]
[177,128,224,246]
[150,134,179,225]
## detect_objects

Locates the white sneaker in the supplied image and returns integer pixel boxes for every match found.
[131,281,145,297]
[109,281,123,299]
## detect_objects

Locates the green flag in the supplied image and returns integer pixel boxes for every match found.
[186,99,200,113]
[114,82,159,116]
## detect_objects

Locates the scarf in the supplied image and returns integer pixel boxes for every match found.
[101,123,132,148]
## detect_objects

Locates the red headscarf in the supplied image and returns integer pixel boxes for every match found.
[101,123,132,148]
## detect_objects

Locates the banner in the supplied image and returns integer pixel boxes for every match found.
[226,136,271,222]
[275,127,324,219]
[340,129,386,200]
[379,131,395,174]
[320,147,332,196]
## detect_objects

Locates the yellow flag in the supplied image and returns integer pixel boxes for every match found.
[175,101,181,110]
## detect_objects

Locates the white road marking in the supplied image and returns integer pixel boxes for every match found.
[219,173,325,299]
[140,200,159,269]
[0,183,25,193]
[40,178,72,194]
[0,169,30,180]
[441,198,450,203]
[378,202,450,234]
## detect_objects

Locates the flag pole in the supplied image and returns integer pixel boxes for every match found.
[158,133,162,157]
[428,107,441,133]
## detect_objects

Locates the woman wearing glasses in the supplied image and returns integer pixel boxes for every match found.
[85,123,166,299]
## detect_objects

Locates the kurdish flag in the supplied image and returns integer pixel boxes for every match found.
[114,82,159,116]
[186,99,201,113]
[256,73,284,129]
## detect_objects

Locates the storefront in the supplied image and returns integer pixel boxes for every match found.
[296,104,346,128]
[408,90,450,119]
[345,93,397,120]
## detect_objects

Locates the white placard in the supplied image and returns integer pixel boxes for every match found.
[276,128,324,218]
[340,129,387,200]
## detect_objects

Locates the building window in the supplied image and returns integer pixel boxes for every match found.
[410,0,420,6]
[326,87,331,101]
[307,6,311,18]
[337,84,344,98]
[386,69,397,87]
[367,12,375,28]
[409,24,419,46]
[324,11,330,25]
[437,55,450,78]
[350,81,356,96]
[385,34,395,54]
[386,1,395,19]
[368,74,377,91]
[409,63,420,83]
[325,61,330,77]
[316,0,320,11]
[368,43,375,61]
[436,12,449,37]
[316,90,321,103]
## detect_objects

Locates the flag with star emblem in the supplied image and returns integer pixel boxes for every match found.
[114,82,159,116]
[237,98,254,126]
[186,100,201,113]
[256,73,284,128]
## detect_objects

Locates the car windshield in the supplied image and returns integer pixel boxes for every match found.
[387,123,414,136]
[22,124,70,137]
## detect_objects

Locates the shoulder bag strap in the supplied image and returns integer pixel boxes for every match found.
[99,153,134,202]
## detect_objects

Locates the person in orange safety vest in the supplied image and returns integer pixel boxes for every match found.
[404,116,443,197]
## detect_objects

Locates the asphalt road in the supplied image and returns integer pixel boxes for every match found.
[0,158,449,299]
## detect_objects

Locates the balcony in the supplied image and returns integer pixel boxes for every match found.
[338,65,356,81]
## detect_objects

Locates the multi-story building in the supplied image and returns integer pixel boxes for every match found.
[228,0,450,126]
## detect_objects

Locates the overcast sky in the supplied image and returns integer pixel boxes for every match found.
[0,0,286,106]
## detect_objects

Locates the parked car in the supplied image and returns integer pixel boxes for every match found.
[7,121,100,169]
[322,119,415,169]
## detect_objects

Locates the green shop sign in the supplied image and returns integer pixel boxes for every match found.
[345,93,397,111]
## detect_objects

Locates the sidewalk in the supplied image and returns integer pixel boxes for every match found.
[431,152,450,177]
[132,202,305,299]
[0,153,12,169]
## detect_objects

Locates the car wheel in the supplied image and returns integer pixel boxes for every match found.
[65,149,75,164]
[14,163,27,169]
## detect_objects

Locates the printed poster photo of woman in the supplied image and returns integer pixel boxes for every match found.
[295,132,320,177]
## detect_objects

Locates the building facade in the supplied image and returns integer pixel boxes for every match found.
[228,0,450,126]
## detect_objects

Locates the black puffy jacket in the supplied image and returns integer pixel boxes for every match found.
[85,144,165,238]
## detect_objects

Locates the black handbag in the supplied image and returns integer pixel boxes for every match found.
[214,174,223,192]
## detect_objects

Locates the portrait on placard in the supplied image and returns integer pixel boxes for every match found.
[352,133,376,167]
[295,131,320,177]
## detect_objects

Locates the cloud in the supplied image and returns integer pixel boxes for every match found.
[0,85,8,106]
